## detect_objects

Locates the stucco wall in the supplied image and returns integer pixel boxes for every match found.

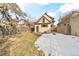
[70,15,79,36]
[35,24,52,33]
[38,17,50,23]
[57,23,71,35]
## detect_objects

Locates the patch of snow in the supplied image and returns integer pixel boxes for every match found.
[35,33,79,56]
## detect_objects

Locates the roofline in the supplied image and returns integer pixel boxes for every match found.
[36,12,54,23]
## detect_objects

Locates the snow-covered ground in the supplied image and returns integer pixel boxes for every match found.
[35,33,79,56]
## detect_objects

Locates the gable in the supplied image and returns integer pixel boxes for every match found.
[37,16,51,23]
[36,13,54,24]
[43,14,54,22]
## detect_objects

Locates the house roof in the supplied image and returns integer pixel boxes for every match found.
[36,12,54,24]
[45,13,54,21]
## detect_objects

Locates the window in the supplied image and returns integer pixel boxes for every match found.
[43,18,45,23]
[51,25,52,27]
[41,24,48,27]
[64,24,66,26]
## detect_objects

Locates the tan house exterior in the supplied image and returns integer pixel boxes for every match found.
[34,13,55,33]
[57,11,79,36]
[70,12,79,36]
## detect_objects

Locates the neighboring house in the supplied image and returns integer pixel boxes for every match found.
[57,11,79,36]
[16,20,35,33]
[70,11,79,36]
[57,15,71,35]
[34,13,55,33]
[16,20,30,32]
[27,21,35,32]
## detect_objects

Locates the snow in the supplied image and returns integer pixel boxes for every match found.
[35,33,79,56]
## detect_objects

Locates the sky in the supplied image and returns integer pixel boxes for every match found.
[17,3,79,25]
[23,3,63,19]
[18,3,64,23]
[1,0,79,25]
[17,3,63,25]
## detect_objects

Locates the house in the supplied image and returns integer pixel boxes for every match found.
[70,11,79,36]
[27,21,35,32]
[57,14,71,35]
[16,20,35,33]
[57,11,79,36]
[34,13,55,33]
[16,20,30,32]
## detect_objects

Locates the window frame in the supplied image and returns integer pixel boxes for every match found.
[41,24,48,27]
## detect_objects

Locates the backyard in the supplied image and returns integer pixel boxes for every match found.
[8,32,44,56]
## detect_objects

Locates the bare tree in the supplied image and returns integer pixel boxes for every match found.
[0,3,27,36]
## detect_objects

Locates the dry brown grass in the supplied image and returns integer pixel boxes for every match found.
[9,32,44,56]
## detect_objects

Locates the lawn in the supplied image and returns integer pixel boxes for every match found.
[9,32,44,56]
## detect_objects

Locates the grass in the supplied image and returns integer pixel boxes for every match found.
[9,32,44,56]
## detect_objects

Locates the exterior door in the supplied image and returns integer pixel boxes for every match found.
[36,26,39,32]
